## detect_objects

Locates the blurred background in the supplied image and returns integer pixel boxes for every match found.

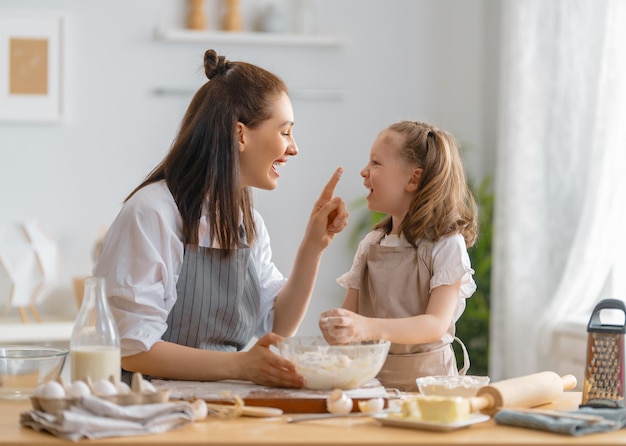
[1,0,623,384]
[0,1,497,326]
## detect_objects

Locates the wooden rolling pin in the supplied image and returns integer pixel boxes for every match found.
[468,371,577,415]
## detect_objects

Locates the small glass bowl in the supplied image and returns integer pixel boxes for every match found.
[0,345,68,400]
[415,375,490,398]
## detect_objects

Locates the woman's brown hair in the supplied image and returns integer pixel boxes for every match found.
[127,49,288,254]
[374,121,478,248]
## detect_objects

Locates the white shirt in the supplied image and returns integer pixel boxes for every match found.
[93,181,287,357]
[336,231,476,321]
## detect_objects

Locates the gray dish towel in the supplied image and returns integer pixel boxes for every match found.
[20,394,196,442]
[494,407,626,436]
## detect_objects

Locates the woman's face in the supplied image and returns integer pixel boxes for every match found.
[360,129,420,221]
[238,92,298,190]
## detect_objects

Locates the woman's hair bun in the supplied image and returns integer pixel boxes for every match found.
[204,49,230,79]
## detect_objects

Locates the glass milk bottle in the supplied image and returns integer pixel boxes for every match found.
[70,277,121,383]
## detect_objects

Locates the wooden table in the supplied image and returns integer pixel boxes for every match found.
[2,392,626,445]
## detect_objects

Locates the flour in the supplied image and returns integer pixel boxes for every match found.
[415,375,490,397]
[281,340,390,390]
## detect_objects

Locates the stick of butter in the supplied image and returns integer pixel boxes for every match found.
[402,395,471,423]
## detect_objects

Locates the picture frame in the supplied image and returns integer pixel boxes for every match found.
[0,13,64,123]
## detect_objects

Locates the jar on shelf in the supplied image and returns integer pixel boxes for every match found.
[187,0,207,30]
[261,2,287,33]
[293,0,317,34]
[222,0,242,32]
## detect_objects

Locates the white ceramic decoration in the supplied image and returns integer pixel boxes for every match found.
[0,221,58,318]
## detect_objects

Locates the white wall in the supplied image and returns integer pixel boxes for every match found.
[0,0,498,335]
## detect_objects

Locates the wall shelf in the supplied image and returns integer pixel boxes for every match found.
[154,27,342,48]
[0,321,73,344]
[0,298,76,344]
[153,87,344,101]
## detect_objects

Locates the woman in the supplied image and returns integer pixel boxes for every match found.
[94,49,348,388]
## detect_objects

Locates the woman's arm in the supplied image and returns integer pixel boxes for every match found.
[271,168,348,336]
[121,333,304,387]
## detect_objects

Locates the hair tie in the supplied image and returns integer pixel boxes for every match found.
[204,49,230,80]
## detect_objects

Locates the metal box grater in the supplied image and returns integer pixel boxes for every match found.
[580,299,626,408]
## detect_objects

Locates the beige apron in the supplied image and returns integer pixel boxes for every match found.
[358,237,469,391]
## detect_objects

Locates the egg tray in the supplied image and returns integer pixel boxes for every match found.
[30,373,170,414]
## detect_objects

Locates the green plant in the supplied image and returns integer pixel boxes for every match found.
[347,177,493,376]
[347,196,385,248]
[454,176,493,376]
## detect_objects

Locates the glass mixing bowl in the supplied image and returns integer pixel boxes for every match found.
[277,336,391,390]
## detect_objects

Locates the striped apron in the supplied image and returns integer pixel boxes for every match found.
[122,244,260,383]
[359,239,469,391]
[163,245,261,350]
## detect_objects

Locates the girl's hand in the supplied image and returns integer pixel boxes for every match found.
[319,308,369,345]
[236,333,304,388]
[305,167,348,250]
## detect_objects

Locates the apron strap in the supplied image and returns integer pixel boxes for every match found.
[454,337,470,375]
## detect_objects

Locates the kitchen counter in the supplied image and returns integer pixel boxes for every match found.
[1,392,625,445]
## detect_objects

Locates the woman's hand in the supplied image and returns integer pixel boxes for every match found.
[319,308,370,345]
[304,167,348,251]
[235,333,304,388]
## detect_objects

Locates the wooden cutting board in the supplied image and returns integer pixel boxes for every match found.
[151,379,390,413]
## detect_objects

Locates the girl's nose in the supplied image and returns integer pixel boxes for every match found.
[360,166,368,177]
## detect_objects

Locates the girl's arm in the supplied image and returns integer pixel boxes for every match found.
[372,281,461,344]
[271,168,348,336]
[319,288,357,343]
[341,287,359,312]
[321,281,461,345]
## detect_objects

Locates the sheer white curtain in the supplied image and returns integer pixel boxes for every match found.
[490,0,626,381]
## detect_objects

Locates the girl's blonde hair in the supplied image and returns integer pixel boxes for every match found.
[374,121,478,247]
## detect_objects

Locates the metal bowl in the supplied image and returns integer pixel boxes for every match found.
[0,345,68,400]
[277,336,391,390]
[415,375,490,397]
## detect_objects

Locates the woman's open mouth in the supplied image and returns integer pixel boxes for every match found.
[272,159,286,176]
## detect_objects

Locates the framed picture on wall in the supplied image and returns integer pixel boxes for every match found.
[0,13,64,123]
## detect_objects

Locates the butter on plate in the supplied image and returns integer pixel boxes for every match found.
[400,395,471,423]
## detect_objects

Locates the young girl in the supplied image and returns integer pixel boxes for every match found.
[319,120,477,391]
[94,49,348,388]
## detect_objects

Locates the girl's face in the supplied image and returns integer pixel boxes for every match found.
[238,92,298,190]
[361,129,421,225]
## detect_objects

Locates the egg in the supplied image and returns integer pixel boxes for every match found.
[141,379,156,393]
[326,389,353,414]
[357,397,384,414]
[68,380,92,398]
[91,379,118,396]
[116,381,131,394]
[191,399,208,421]
[36,380,66,399]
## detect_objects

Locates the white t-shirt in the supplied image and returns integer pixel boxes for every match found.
[93,181,287,357]
[336,231,476,321]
